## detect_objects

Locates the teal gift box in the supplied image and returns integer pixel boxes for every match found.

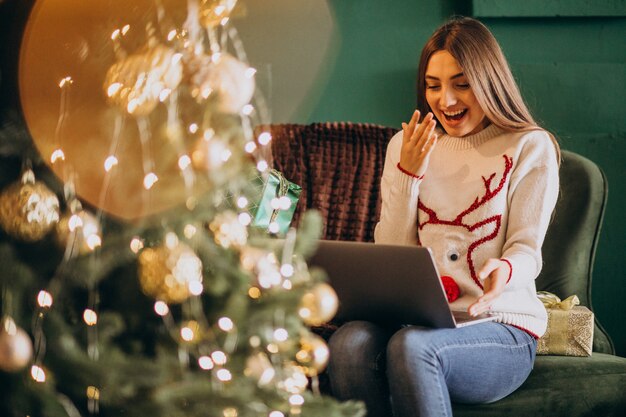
[250,169,302,235]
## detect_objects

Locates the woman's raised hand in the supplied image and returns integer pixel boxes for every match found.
[399,110,438,178]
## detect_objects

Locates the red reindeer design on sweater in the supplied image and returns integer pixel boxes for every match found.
[418,155,513,295]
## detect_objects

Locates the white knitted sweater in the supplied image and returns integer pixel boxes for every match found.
[374,124,559,337]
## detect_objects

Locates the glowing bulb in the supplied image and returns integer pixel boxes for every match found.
[220,149,232,162]
[143,173,158,189]
[248,287,261,299]
[258,132,272,146]
[50,149,65,163]
[188,123,199,134]
[218,317,234,332]
[111,29,120,40]
[280,264,294,277]
[184,224,197,238]
[270,198,281,210]
[130,237,144,253]
[273,328,288,342]
[167,29,177,41]
[154,301,169,316]
[282,279,292,290]
[236,197,248,208]
[86,386,100,400]
[104,155,118,172]
[238,212,251,226]
[244,141,257,153]
[83,309,98,326]
[269,412,285,417]
[198,356,214,370]
[211,351,227,365]
[58,76,73,88]
[216,369,232,381]
[178,155,192,170]
[223,407,237,417]
[181,326,195,342]
[220,17,230,26]
[121,24,130,35]
[31,365,46,382]
[189,281,203,296]
[289,394,304,406]
[159,88,172,102]
[268,222,280,234]
[107,83,122,97]
[257,160,269,172]
[86,234,102,250]
[37,290,53,308]
[242,104,254,116]
[278,196,292,210]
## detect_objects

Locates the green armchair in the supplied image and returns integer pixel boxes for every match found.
[268,122,626,417]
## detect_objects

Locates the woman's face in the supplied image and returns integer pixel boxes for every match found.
[425,50,489,137]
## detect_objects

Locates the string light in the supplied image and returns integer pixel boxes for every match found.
[273,328,288,342]
[268,222,280,234]
[104,155,118,172]
[178,155,192,170]
[58,76,73,88]
[258,132,272,146]
[188,123,199,134]
[184,224,197,238]
[50,149,65,163]
[289,394,305,406]
[31,365,46,383]
[248,287,261,299]
[218,317,234,332]
[244,141,257,153]
[154,301,169,316]
[216,368,232,381]
[238,212,251,226]
[269,412,285,417]
[37,290,53,308]
[280,264,294,278]
[198,356,214,370]
[223,407,237,417]
[86,386,100,400]
[189,281,203,296]
[236,197,248,208]
[241,104,254,116]
[211,351,227,366]
[143,172,159,190]
[83,309,98,326]
[130,237,144,253]
[257,160,269,172]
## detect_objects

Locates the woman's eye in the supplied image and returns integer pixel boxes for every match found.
[426,85,440,90]
[447,249,460,262]
[456,83,470,89]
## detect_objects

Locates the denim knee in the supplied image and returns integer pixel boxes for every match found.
[329,321,389,370]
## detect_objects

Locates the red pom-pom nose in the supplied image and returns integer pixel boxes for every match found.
[440,275,460,303]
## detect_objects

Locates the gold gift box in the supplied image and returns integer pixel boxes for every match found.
[536,292,594,357]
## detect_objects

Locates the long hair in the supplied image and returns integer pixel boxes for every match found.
[417,17,560,161]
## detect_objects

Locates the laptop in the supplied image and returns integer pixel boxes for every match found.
[308,240,497,328]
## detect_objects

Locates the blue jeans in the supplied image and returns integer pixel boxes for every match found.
[327,321,537,417]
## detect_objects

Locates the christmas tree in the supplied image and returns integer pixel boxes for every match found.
[0,1,364,416]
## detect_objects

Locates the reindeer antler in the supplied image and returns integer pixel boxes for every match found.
[417,155,514,288]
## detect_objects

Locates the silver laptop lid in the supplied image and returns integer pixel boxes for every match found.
[308,240,458,328]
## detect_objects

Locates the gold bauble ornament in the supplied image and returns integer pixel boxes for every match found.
[244,351,275,386]
[0,317,34,372]
[190,52,255,113]
[295,332,329,377]
[199,0,238,28]
[104,44,183,116]
[0,169,60,242]
[55,208,101,254]
[298,282,339,326]
[137,236,203,304]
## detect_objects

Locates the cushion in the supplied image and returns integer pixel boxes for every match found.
[452,353,626,417]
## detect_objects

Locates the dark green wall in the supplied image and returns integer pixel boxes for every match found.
[286,1,626,355]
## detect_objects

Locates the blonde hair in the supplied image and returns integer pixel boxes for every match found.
[417,17,560,161]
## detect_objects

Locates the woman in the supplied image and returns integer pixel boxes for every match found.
[327,17,560,417]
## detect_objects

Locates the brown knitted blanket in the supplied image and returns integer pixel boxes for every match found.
[266,122,397,242]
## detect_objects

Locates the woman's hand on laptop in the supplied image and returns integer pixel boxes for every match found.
[468,258,511,316]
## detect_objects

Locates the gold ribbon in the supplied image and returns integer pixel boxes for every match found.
[537,291,580,310]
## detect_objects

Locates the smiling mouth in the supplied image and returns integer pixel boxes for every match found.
[442,109,467,121]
